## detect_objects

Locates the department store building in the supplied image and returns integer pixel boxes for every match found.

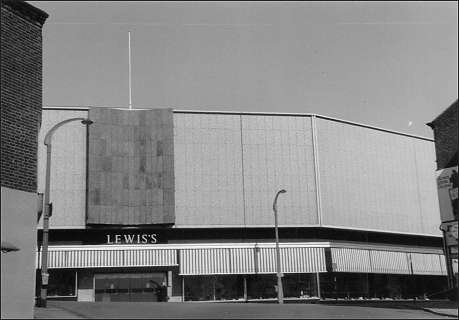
[36,107,457,302]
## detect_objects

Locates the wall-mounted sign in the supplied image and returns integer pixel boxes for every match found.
[440,221,458,247]
[106,233,158,245]
[436,166,458,222]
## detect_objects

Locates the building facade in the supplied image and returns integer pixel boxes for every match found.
[427,100,458,294]
[1,0,48,317]
[36,107,456,303]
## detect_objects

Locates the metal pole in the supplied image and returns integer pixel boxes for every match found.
[440,228,454,289]
[37,118,92,308]
[273,189,286,304]
[38,143,52,307]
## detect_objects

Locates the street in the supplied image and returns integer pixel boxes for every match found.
[34,301,457,319]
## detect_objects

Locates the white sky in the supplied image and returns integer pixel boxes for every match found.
[31,1,458,137]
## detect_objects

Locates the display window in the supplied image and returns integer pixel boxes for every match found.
[319,273,449,300]
[94,273,167,302]
[184,275,244,301]
[47,269,77,297]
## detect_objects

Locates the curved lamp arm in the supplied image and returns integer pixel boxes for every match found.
[273,189,287,211]
[44,117,93,146]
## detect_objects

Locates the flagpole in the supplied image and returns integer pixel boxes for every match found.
[128,31,132,110]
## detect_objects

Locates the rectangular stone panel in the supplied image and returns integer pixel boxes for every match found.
[87,108,175,225]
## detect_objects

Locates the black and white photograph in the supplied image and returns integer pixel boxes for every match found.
[1,1,457,319]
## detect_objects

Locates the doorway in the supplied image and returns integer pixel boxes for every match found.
[94,273,166,302]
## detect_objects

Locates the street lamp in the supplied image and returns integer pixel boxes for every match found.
[273,189,286,304]
[37,117,93,308]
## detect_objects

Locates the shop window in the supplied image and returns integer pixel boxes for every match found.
[320,273,449,300]
[94,273,167,302]
[246,274,277,300]
[214,275,244,301]
[184,275,244,301]
[283,274,319,299]
[320,273,369,299]
[47,269,77,297]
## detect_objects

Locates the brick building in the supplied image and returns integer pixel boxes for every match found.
[427,100,458,295]
[428,100,458,171]
[1,0,48,317]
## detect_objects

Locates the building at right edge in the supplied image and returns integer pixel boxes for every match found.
[37,107,457,302]
[427,100,458,297]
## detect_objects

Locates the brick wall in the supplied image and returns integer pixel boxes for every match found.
[428,100,458,170]
[1,1,48,193]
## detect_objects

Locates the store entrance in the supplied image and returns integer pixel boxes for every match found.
[95,273,167,302]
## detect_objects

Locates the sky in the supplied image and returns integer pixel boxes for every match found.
[30,1,458,138]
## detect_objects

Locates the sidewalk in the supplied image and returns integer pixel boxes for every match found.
[319,299,458,318]
[420,308,457,318]
[34,299,458,319]
[34,305,87,319]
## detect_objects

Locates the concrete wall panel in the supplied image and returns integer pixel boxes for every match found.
[316,118,441,236]
[1,187,38,318]
[37,110,88,228]
[241,115,318,226]
[174,113,245,226]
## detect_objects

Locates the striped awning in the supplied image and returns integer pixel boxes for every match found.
[410,253,446,276]
[331,247,446,275]
[256,247,326,274]
[370,250,411,274]
[35,243,448,277]
[179,246,326,275]
[331,248,372,273]
[179,248,253,275]
[37,246,178,269]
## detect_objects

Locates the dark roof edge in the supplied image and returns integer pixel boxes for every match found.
[174,109,434,142]
[1,0,48,26]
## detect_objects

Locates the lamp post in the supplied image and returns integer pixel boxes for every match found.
[273,189,286,304]
[37,117,93,308]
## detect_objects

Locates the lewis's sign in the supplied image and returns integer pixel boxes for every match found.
[106,233,158,244]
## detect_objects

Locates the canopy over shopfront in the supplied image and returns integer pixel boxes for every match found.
[36,242,449,276]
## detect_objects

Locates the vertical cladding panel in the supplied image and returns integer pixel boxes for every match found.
[87,108,174,225]
[173,113,245,226]
[412,139,442,235]
[241,116,317,226]
[316,118,440,236]
[369,250,411,274]
[38,110,88,228]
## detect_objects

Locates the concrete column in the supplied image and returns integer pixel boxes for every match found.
[182,276,185,302]
[243,275,248,301]
[316,273,321,299]
[167,270,172,301]
[77,270,94,302]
